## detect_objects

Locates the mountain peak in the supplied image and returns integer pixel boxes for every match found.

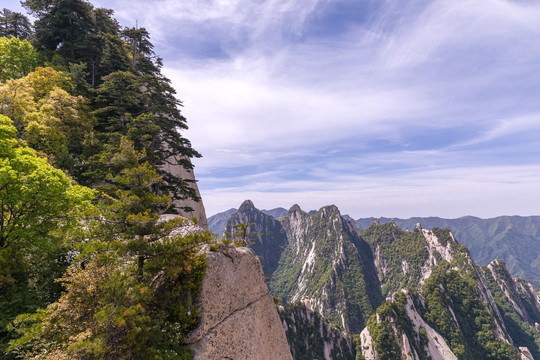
[288,204,302,214]
[317,204,341,218]
[238,199,256,212]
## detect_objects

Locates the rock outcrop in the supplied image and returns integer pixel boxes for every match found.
[160,154,208,229]
[185,246,293,360]
[274,204,383,334]
[360,291,457,360]
[280,301,356,360]
[225,200,288,276]
[207,201,540,359]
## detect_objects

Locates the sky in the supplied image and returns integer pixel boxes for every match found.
[6,0,540,219]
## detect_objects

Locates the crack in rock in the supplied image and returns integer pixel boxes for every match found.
[185,290,270,347]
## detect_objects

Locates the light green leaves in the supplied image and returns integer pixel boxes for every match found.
[0,114,95,284]
[0,36,37,82]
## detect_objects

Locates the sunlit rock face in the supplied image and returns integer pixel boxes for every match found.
[185,246,293,360]
[160,154,208,230]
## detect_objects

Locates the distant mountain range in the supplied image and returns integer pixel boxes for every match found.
[210,208,540,288]
[214,200,540,359]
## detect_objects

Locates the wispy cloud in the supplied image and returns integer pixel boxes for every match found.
[8,0,539,217]
[201,164,540,218]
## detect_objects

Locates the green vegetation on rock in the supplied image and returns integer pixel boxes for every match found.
[361,222,429,296]
[480,260,540,359]
[422,265,520,360]
[280,302,356,360]
[0,2,206,358]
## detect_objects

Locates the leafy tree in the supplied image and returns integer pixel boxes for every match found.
[0,114,95,356]
[7,230,209,360]
[92,70,143,133]
[0,115,95,282]
[6,136,210,359]
[0,37,38,82]
[0,3,206,359]
[86,31,130,86]
[0,77,36,127]
[122,27,154,70]
[0,67,92,168]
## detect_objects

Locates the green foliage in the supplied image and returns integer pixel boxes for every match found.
[8,1,201,215]
[280,302,356,360]
[480,262,540,358]
[224,222,259,247]
[0,115,95,284]
[0,66,92,169]
[367,302,401,360]
[367,292,429,360]
[0,3,205,359]
[0,9,32,39]
[23,0,95,61]
[8,231,209,359]
[2,130,211,359]
[0,114,95,356]
[422,267,520,360]
[269,244,305,300]
[362,223,430,296]
[0,37,37,81]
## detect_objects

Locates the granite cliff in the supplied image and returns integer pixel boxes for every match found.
[160,154,208,229]
[185,246,293,360]
[212,201,540,360]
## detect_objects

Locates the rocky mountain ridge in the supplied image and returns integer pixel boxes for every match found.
[356,215,540,288]
[217,200,540,359]
[211,210,540,288]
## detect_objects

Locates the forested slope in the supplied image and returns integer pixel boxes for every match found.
[356,216,540,287]
[223,201,540,360]
[0,2,210,359]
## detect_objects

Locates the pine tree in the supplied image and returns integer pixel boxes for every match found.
[0,9,32,39]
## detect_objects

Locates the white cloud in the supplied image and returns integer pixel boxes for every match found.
[452,113,540,148]
[201,164,540,218]
[31,0,540,218]
[376,0,540,69]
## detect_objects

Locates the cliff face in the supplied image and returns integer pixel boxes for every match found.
[359,225,540,360]
[360,291,457,360]
[185,246,292,360]
[272,204,383,333]
[225,200,288,276]
[279,301,356,360]
[160,154,208,229]
[210,201,540,360]
[355,215,540,289]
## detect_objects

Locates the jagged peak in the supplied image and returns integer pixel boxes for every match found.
[487,259,510,275]
[238,199,256,212]
[288,204,303,214]
[316,204,341,218]
[489,259,506,267]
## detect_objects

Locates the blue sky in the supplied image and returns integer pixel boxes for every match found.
[6,0,540,218]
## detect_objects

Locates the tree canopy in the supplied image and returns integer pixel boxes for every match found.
[0,114,95,285]
[0,1,206,358]
[0,37,37,81]
[0,9,32,39]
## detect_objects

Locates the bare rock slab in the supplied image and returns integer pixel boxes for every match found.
[186,246,293,360]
